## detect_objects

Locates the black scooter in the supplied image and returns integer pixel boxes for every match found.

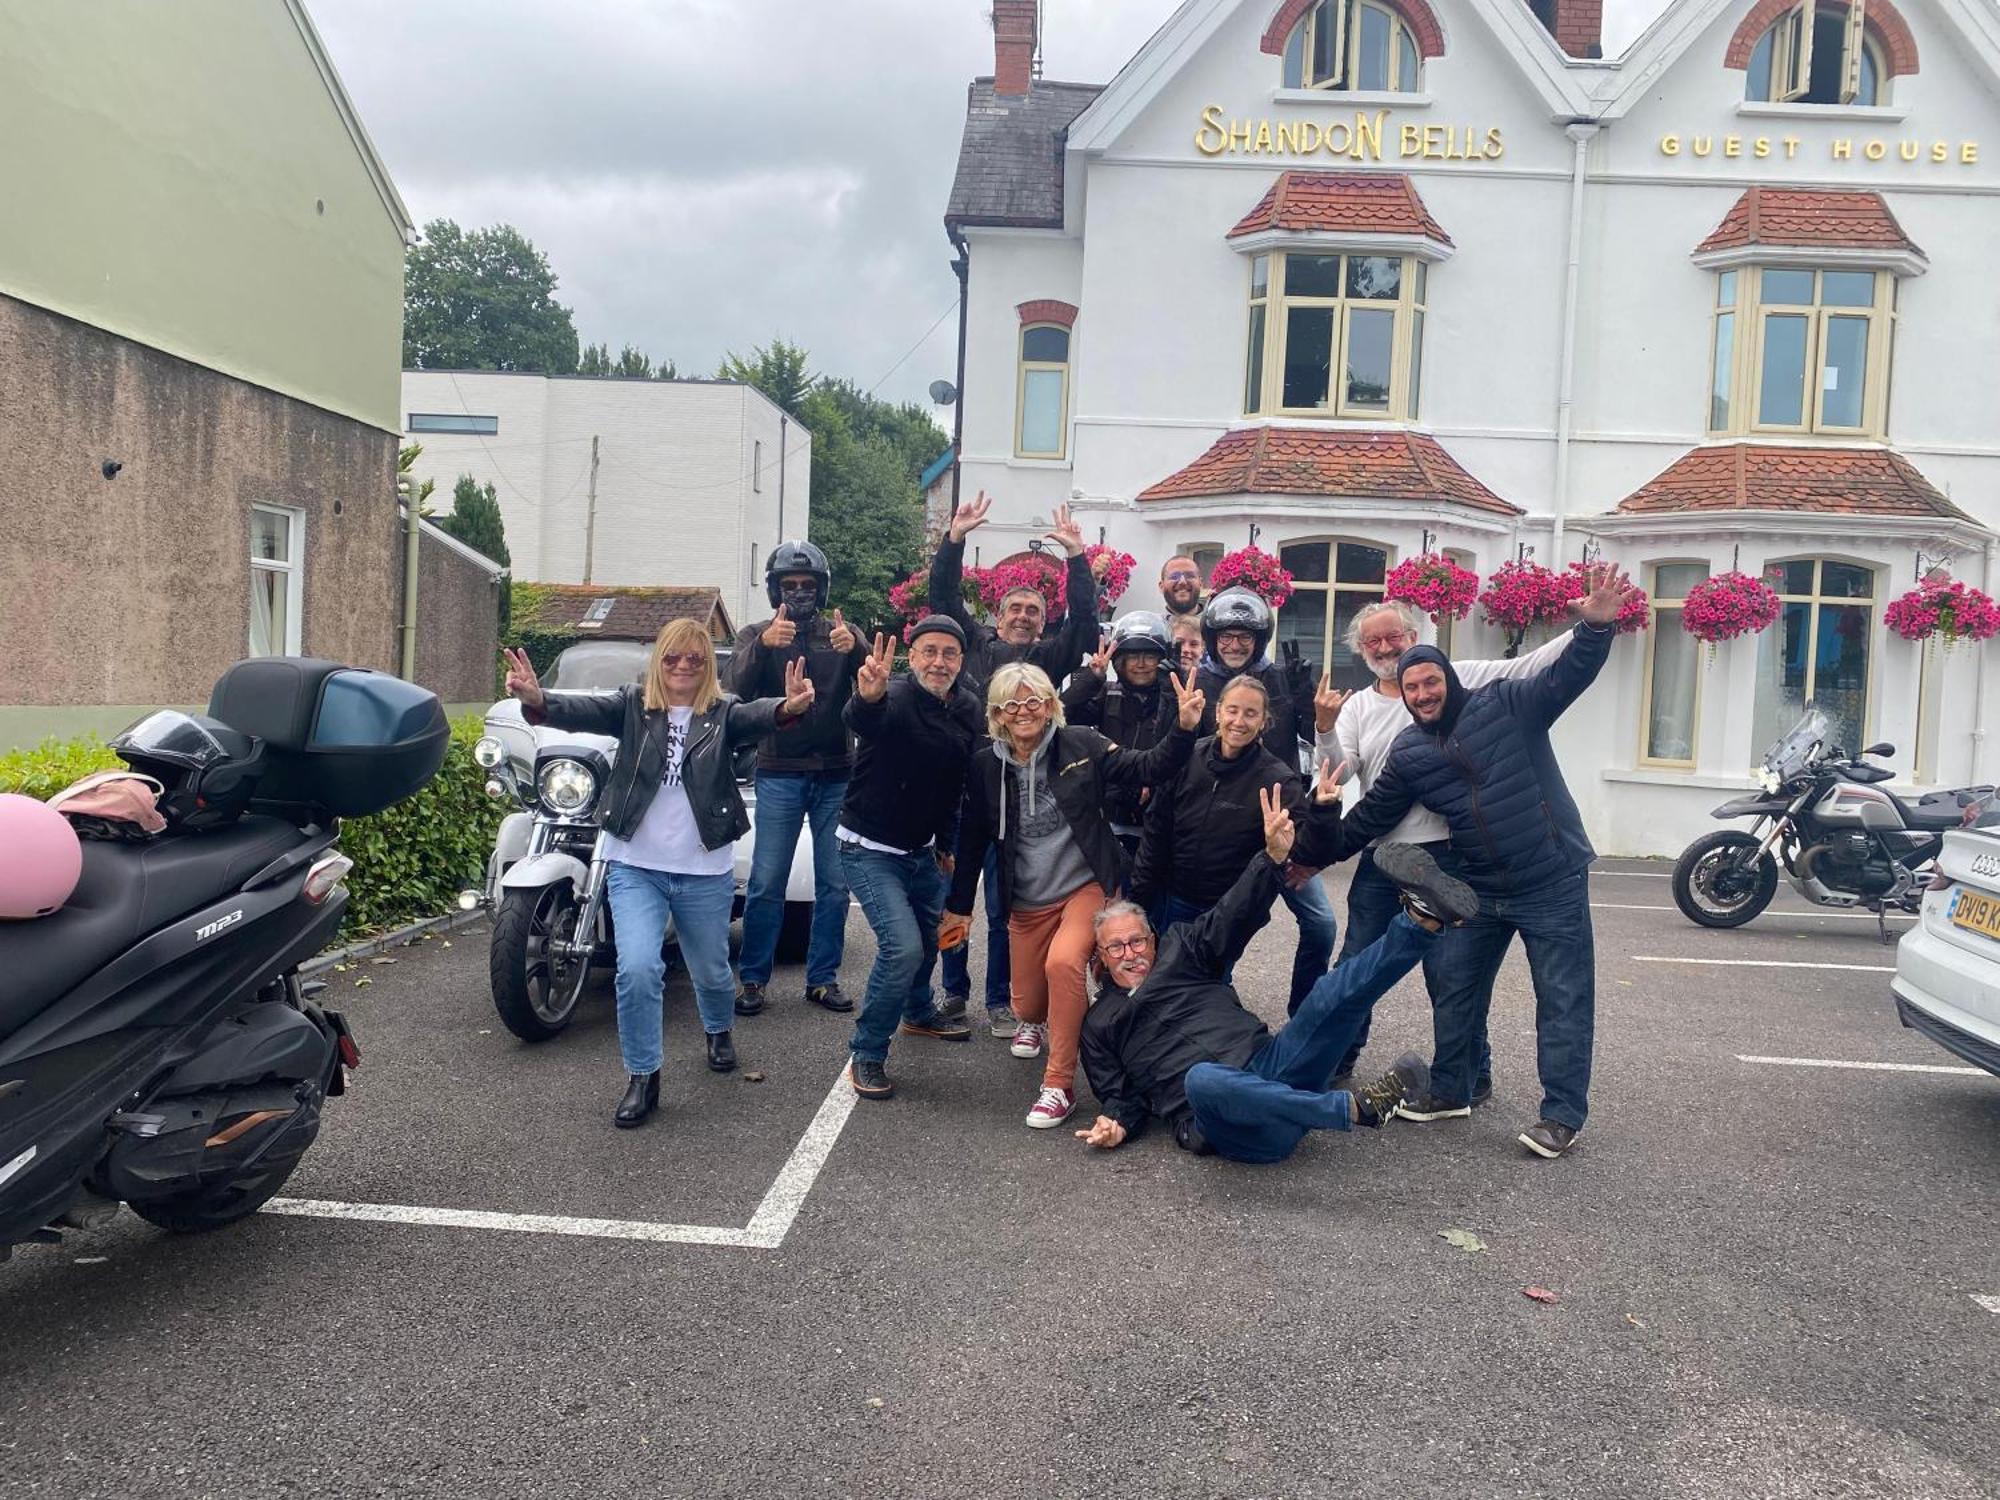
[0,658,447,1257]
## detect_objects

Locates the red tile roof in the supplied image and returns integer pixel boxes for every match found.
[1695,188,1921,256]
[1137,427,1520,515]
[1615,444,1973,520]
[517,584,735,641]
[1228,172,1454,245]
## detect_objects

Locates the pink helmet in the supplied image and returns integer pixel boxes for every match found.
[0,793,84,920]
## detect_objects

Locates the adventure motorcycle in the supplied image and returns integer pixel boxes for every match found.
[0,658,448,1256]
[1671,706,1995,939]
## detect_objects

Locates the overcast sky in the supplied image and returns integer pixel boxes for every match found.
[310,0,1666,411]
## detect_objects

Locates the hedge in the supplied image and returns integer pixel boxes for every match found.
[0,714,504,937]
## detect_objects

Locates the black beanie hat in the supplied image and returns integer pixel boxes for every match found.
[1395,644,1468,737]
[907,615,966,649]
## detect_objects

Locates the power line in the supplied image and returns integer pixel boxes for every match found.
[867,297,960,397]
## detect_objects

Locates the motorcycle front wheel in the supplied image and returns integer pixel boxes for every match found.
[1672,830,1779,928]
[492,884,592,1041]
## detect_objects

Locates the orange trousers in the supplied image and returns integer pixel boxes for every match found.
[1007,882,1107,1091]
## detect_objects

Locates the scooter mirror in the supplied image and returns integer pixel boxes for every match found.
[1863,741,1895,758]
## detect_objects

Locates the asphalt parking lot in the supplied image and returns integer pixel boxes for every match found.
[4,859,1997,1499]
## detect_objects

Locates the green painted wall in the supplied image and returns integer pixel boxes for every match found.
[0,0,409,432]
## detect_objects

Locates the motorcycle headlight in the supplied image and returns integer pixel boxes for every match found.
[1758,767,1781,793]
[474,736,507,769]
[538,758,598,815]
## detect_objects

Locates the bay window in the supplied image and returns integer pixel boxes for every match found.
[1641,563,1708,767]
[1751,558,1877,757]
[1708,266,1893,437]
[1245,252,1426,420]
[1273,539,1391,690]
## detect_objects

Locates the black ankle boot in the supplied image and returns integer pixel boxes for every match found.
[615,1071,660,1127]
[707,1031,737,1073]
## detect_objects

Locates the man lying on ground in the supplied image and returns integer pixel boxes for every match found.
[1075,773,1477,1164]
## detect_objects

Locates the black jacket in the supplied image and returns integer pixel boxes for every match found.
[1192,657,1316,768]
[527,687,786,851]
[840,676,984,853]
[1131,738,1333,911]
[1335,621,1613,894]
[1058,666,1178,831]
[948,723,1195,917]
[1080,851,1294,1142]
[726,615,867,775]
[929,536,1098,692]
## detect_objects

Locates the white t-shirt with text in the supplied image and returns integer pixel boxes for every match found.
[602,706,734,876]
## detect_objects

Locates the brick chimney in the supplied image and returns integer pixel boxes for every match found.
[1535,0,1603,59]
[993,0,1039,96]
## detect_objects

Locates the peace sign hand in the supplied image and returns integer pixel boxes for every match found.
[781,656,816,717]
[1259,782,1296,865]
[501,647,545,710]
[1313,758,1350,806]
[1313,671,1348,733]
[1086,635,1113,677]
[857,632,894,703]
[1170,670,1207,731]
[827,608,857,654]
[949,491,993,543]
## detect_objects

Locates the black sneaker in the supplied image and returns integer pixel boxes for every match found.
[900,1011,972,1041]
[1372,843,1478,926]
[1394,1090,1472,1122]
[805,982,853,1013]
[734,982,765,1017]
[1351,1050,1428,1128]
[1519,1119,1578,1158]
[935,993,970,1024]
[850,1058,894,1099]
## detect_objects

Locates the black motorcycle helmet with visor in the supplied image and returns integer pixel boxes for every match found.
[1108,610,1173,665]
[1200,588,1273,668]
[765,539,831,618]
[109,710,266,831]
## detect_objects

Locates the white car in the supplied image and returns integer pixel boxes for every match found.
[1891,810,2000,1077]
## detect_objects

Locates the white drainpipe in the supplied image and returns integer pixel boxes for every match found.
[1976,539,1998,781]
[1550,122,1599,563]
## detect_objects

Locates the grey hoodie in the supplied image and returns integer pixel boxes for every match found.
[994,732,1094,908]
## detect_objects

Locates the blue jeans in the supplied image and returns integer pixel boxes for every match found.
[1184,914,1433,1164]
[1428,868,1595,1130]
[1333,843,1488,1088]
[841,843,949,1063]
[1156,874,1336,1014]
[740,771,850,989]
[604,862,737,1075]
[938,843,1011,1010]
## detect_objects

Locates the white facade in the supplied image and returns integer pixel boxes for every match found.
[400,371,810,629]
[948,0,2000,855]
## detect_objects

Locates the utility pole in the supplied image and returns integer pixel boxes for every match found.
[582,434,600,584]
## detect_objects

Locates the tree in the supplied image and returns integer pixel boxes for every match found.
[397,442,437,515]
[403,220,580,373]
[718,339,816,419]
[577,342,612,376]
[579,341,678,379]
[439,474,511,568]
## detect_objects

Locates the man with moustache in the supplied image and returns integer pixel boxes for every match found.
[838,618,986,1099]
[1158,555,1205,618]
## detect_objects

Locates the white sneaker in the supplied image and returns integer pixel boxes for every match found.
[1009,1021,1046,1058]
[1025,1086,1074,1129]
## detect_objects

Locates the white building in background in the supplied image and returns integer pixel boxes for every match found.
[399,371,810,627]
[945,0,2000,855]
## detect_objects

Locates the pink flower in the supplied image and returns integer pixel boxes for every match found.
[1477,561,1571,635]
[1681,572,1781,646]
[1208,546,1294,608]
[1557,562,1649,635]
[1885,573,2000,646]
[1385,554,1479,623]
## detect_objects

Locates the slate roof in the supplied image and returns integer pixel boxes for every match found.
[1695,188,1923,256]
[1137,427,1521,516]
[1228,172,1454,245]
[1614,444,1974,521]
[945,78,1105,233]
[516,585,736,642]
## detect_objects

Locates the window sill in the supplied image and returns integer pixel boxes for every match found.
[1603,768,1758,791]
[1272,88,1432,108]
[1735,101,1911,124]
[1006,456,1073,470]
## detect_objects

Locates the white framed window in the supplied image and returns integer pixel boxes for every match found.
[1246,252,1426,420]
[1709,266,1894,438]
[250,505,305,657]
[407,413,499,435]
[1752,558,1877,757]
[1746,0,1883,105]
[1282,0,1423,92]
[1177,543,1225,585]
[1273,538,1393,690]
[1640,562,1710,768]
[1016,324,1071,460]
[753,439,764,493]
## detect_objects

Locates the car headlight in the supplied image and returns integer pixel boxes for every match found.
[538,758,598,814]
[474,736,507,769]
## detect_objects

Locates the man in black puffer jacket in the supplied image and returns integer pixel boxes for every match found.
[1333,564,1641,1160]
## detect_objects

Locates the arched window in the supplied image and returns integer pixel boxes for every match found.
[1283,0,1422,92]
[1273,538,1392,689]
[1745,0,1885,105]
[1752,558,1877,755]
[1016,324,1070,460]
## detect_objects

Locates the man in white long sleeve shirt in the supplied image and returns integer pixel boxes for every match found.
[1312,601,1571,1099]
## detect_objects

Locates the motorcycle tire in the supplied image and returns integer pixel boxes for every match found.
[1672,830,1779,928]
[491,885,590,1042]
[126,1142,312,1234]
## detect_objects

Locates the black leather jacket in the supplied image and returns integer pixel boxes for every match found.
[526,686,788,851]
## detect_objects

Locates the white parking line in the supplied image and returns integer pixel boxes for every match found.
[264,1065,859,1250]
[1593,871,1672,878]
[1738,1054,1984,1075]
[1974,1295,2000,1316]
[1633,956,1896,972]
[1593,902,1911,923]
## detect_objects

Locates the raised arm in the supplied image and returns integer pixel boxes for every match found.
[929,492,991,632]
[1453,625,1571,690]
[527,688,627,737]
[1097,671,1204,787]
[1029,504,1096,682]
[1505,620,1614,729]
[1162,823,1288,983]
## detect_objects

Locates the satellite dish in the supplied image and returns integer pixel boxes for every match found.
[927,379,959,406]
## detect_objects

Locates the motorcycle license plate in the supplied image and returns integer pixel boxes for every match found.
[1948,888,2000,942]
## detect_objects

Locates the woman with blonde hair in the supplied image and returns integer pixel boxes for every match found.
[504,620,814,1127]
[940,662,1204,1128]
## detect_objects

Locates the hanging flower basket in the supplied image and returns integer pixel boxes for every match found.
[1559,561,1649,635]
[1384,553,1480,623]
[1477,560,1571,656]
[1085,544,1137,610]
[1679,571,1781,662]
[976,553,1067,617]
[1208,546,1294,608]
[1884,572,2000,649]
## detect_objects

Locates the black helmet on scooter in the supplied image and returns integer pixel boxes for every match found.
[1108,611,1172,663]
[109,710,266,831]
[765,539,831,610]
[1201,588,1273,665]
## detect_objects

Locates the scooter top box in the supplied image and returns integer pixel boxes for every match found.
[208,658,449,819]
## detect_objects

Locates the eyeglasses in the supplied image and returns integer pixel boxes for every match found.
[999,698,1049,716]
[660,652,708,669]
[1100,936,1151,956]
[1163,570,1201,584]
[910,646,962,663]
[1360,633,1414,652]
[1218,631,1256,646]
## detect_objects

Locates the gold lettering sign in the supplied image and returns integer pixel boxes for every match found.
[1658,131,1979,165]
[1196,105,1505,162]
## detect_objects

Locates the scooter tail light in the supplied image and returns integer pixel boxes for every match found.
[303,853,355,906]
[336,1034,361,1069]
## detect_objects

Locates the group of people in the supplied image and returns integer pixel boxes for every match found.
[502,492,1640,1162]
